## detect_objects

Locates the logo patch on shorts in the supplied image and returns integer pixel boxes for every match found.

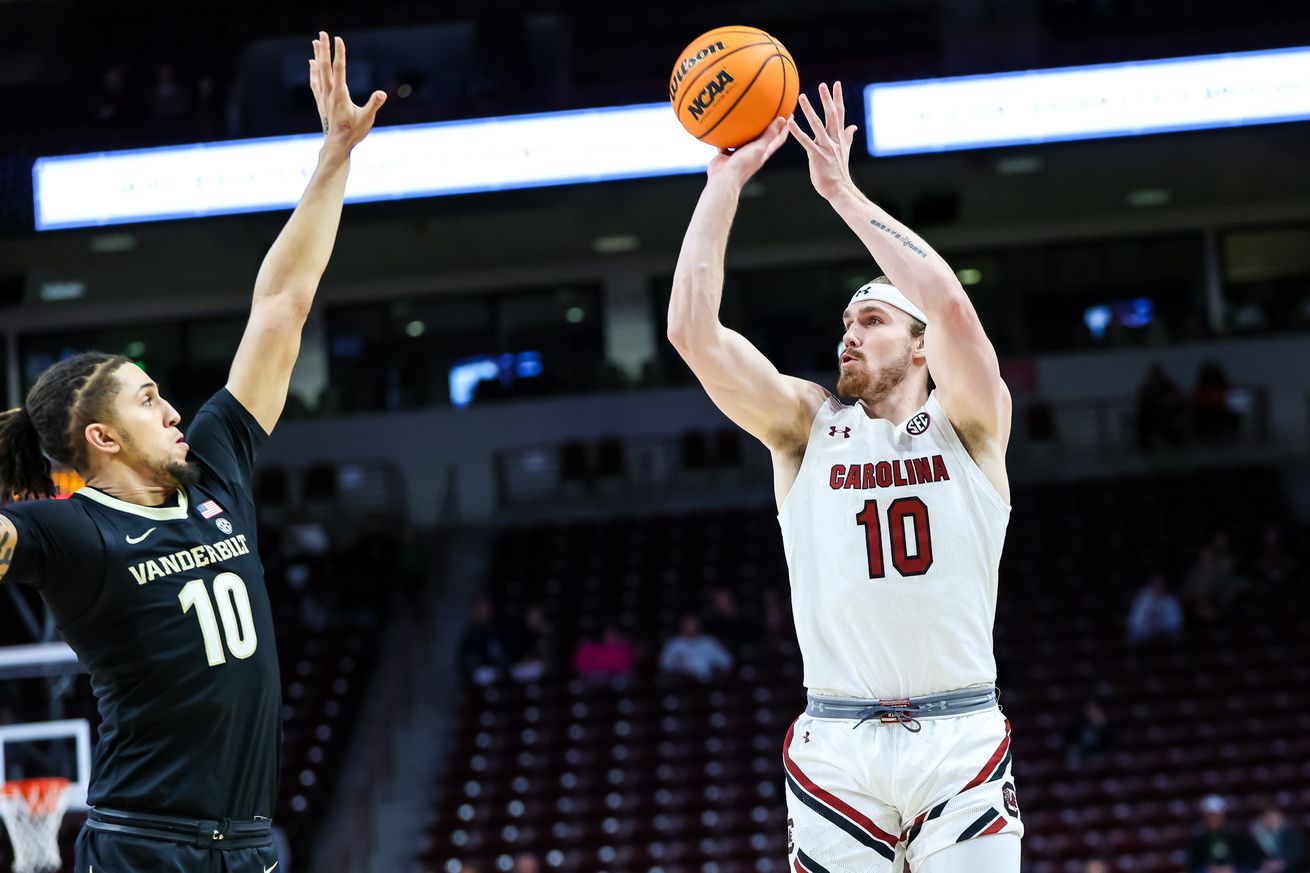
[787,817,794,855]
[906,411,931,435]
[1002,782,1019,818]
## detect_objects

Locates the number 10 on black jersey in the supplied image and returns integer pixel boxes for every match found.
[178,572,258,666]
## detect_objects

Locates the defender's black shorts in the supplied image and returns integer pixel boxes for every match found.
[75,826,280,873]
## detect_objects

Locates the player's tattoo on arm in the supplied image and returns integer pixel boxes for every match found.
[321,116,329,134]
[0,528,12,573]
[869,218,930,259]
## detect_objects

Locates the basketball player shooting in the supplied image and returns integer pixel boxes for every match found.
[668,83,1020,873]
[0,33,383,873]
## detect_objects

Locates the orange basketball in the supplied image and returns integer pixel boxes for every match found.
[669,26,799,150]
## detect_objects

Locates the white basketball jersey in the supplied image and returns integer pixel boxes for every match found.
[778,391,1010,700]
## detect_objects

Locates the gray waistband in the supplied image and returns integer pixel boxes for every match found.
[806,686,998,723]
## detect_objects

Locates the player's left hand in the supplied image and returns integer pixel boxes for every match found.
[789,81,858,201]
[309,32,386,156]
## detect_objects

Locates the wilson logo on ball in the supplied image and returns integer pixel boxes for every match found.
[669,25,799,149]
[668,40,726,101]
[687,70,736,121]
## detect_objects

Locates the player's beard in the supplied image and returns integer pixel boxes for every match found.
[119,428,200,491]
[158,460,201,490]
[837,345,913,403]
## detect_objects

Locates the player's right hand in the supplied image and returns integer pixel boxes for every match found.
[706,116,790,189]
[309,32,387,156]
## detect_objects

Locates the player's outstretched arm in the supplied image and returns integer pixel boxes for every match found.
[790,82,1011,447]
[0,514,16,584]
[667,118,828,453]
[227,32,387,434]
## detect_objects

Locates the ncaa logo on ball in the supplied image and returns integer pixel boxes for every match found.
[906,412,931,435]
[216,518,234,535]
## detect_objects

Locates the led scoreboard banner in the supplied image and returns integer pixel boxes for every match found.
[33,103,718,230]
[863,45,1310,156]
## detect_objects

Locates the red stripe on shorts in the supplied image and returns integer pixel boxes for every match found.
[960,720,1011,793]
[782,720,900,848]
[979,816,1009,837]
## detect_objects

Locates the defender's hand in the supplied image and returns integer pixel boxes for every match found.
[309,32,386,156]
[789,82,858,201]
[706,117,790,190]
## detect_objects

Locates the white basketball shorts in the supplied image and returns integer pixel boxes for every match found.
[783,706,1022,872]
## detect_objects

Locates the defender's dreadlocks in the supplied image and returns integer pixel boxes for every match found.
[0,352,129,503]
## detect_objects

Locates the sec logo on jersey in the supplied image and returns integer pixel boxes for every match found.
[906,411,931,435]
[216,518,234,535]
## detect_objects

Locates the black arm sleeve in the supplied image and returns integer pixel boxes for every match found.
[185,388,271,496]
[0,500,107,626]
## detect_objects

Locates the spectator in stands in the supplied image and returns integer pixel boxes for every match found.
[1187,795,1262,873]
[659,615,732,682]
[92,64,128,123]
[1184,532,1245,622]
[1251,802,1306,873]
[762,586,788,634]
[1136,363,1187,449]
[1063,700,1116,768]
[150,63,189,119]
[1127,573,1184,644]
[1192,360,1240,442]
[702,587,754,655]
[507,604,551,682]
[192,75,222,137]
[573,624,635,682]
[759,586,796,659]
[458,597,513,685]
[288,561,333,633]
[511,852,541,873]
[1082,860,1111,873]
[1254,526,1296,587]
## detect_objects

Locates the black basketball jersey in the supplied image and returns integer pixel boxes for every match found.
[0,389,280,820]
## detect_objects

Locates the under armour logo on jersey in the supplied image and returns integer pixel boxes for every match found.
[906,412,931,435]
[828,426,851,438]
[802,730,811,743]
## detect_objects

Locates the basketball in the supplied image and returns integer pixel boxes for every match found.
[669,26,799,150]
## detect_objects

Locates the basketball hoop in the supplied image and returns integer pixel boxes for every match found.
[0,778,71,873]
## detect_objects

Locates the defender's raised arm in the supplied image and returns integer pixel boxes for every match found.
[227,32,387,434]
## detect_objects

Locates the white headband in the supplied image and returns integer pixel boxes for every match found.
[849,282,929,326]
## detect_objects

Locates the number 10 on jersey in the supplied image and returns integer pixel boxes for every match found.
[855,498,934,578]
[178,573,258,666]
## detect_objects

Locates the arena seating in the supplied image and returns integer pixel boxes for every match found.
[419,465,1309,873]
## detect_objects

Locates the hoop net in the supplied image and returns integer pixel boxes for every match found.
[0,778,71,873]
